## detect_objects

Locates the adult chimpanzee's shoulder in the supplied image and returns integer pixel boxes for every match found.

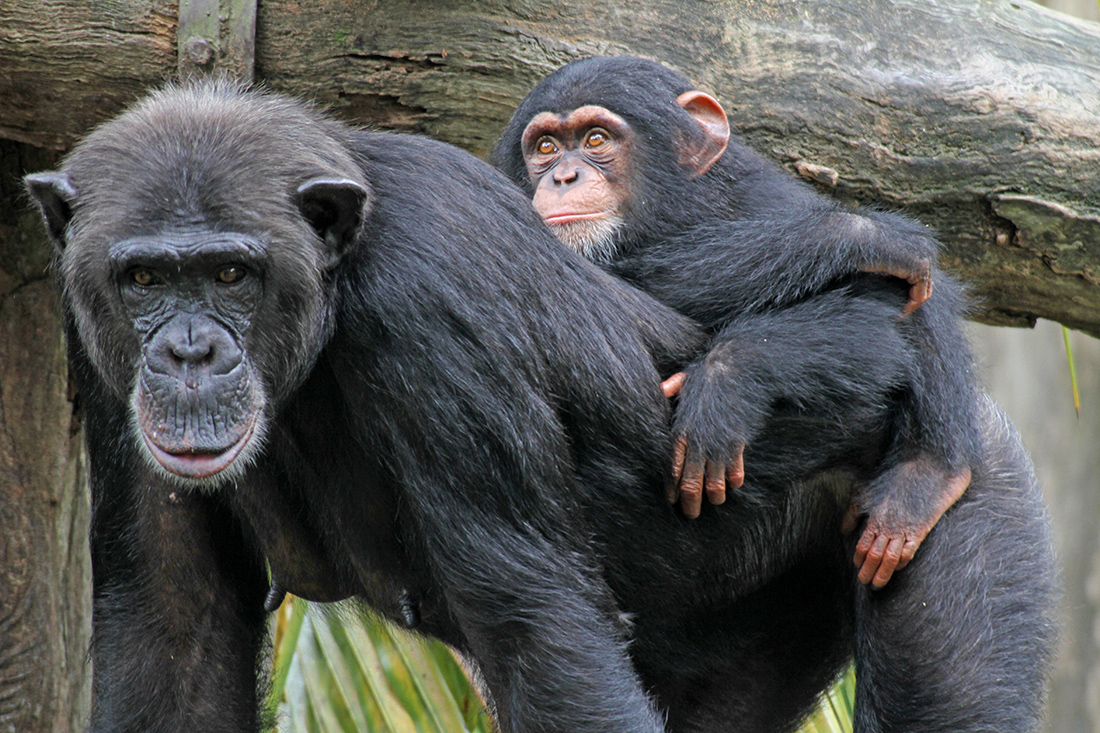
[347,130,548,243]
[352,131,521,196]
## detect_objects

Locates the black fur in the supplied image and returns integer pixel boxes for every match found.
[26,80,1057,733]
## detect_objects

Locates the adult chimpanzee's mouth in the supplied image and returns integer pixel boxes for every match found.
[141,420,256,480]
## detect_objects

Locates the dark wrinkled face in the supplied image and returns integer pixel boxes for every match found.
[25,82,370,486]
[32,178,367,486]
[114,230,268,480]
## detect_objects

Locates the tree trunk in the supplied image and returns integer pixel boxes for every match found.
[0,139,90,732]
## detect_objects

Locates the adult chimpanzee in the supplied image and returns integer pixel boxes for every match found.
[492,55,977,588]
[27,81,1055,733]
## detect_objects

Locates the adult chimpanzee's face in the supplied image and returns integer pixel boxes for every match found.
[112,230,268,480]
[25,83,370,486]
[27,172,365,485]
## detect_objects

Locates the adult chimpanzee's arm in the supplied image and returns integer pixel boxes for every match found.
[668,281,915,518]
[329,307,668,732]
[612,207,939,332]
[75,349,270,732]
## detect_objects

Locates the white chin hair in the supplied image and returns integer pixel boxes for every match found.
[549,215,624,264]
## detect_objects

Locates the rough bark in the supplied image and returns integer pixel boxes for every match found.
[0,1,177,149]
[2,0,1098,334]
[0,140,90,733]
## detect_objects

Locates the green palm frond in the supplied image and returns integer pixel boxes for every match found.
[797,666,855,733]
[1063,325,1081,416]
[268,597,492,733]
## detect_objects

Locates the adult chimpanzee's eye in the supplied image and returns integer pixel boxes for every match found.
[536,137,558,156]
[585,129,609,148]
[130,268,157,287]
[216,266,246,284]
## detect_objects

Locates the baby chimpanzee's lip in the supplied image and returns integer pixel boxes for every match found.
[543,211,610,225]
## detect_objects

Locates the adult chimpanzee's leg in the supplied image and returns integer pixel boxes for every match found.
[339,388,666,732]
[414,491,664,732]
[317,288,671,733]
[853,399,1059,732]
[76,348,270,733]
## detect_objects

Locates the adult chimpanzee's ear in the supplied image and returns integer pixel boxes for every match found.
[24,172,78,252]
[295,177,371,265]
[675,91,730,178]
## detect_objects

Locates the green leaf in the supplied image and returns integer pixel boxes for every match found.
[267,595,308,728]
[1063,325,1081,417]
[273,604,492,732]
[796,666,855,733]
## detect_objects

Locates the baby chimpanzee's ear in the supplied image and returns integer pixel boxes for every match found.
[675,91,730,178]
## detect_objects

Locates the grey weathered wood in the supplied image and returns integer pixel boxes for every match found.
[7,0,1093,333]
[178,0,257,81]
[0,1,177,150]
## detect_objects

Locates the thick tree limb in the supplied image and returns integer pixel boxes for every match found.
[1,0,1098,334]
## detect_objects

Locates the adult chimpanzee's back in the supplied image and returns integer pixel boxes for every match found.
[25,81,1057,733]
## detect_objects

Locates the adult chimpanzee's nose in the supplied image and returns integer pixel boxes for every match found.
[147,314,243,381]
